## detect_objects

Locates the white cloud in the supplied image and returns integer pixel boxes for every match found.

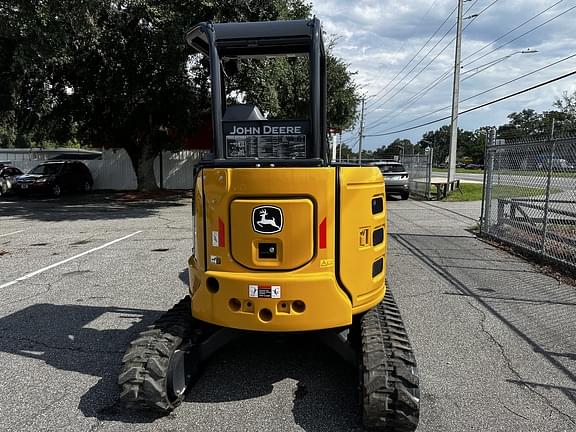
[312,0,576,149]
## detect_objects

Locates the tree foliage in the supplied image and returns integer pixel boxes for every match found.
[497,106,576,140]
[227,38,359,130]
[372,138,414,160]
[554,90,576,118]
[0,0,360,189]
[417,126,484,164]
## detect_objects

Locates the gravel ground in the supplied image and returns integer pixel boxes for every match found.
[0,193,574,432]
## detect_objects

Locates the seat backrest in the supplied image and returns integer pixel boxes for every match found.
[223,104,265,121]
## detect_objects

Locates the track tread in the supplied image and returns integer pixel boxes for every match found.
[118,296,197,413]
[361,289,420,432]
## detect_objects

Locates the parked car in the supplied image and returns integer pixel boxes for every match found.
[464,163,484,170]
[0,163,24,197]
[13,161,93,197]
[536,158,575,171]
[372,161,410,200]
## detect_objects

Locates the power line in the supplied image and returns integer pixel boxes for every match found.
[367,70,453,131]
[349,137,360,151]
[464,2,575,69]
[460,53,576,104]
[381,50,536,129]
[367,0,499,123]
[364,68,576,137]
[366,19,471,126]
[365,0,568,130]
[462,53,525,81]
[365,4,461,109]
[365,0,443,103]
[367,52,576,135]
[365,23,468,129]
[366,20,461,114]
[461,0,564,65]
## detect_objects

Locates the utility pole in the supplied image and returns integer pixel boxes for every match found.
[358,97,365,166]
[448,0,465,184]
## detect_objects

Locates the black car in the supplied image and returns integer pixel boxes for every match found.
[13,161,93,197]
[0,163,24,197]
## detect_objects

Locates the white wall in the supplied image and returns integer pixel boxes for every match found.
[154,150,205,190]
[84,149,138,190]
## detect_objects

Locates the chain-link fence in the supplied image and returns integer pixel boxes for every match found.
[481,130,576,272]
[401,152,433,198]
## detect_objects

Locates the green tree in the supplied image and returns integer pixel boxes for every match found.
[230,39,359,131]
[554,90,576,117]
[1,0,359,189]
[496,108,572,140]
[336,142,355,161]
[420,126,450,164]
[553,91,576,134]
[497,109,545,139]
[419,126,484,164]
[372,138,414,159]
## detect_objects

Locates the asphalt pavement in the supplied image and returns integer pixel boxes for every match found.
[0,193,574,431]
[387,199,576,432]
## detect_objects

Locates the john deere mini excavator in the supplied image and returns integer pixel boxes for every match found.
[119,19,419,431]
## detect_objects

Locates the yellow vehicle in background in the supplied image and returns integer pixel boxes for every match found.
[119,19,419,431]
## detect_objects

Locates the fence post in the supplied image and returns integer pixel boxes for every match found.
[481,128,496,233]
[540,139,556,254]
[425,148,433,199]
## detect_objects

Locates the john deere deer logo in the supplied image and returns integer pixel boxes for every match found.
[252,206,283,234]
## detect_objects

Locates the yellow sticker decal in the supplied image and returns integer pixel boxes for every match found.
[320,258,334,268]
[359,227,370,247]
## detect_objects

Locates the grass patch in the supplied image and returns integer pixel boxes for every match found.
[435,183,556,202]
[433,168,484,174]
[440,183,483,201]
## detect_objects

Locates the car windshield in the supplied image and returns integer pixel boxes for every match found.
[29,164,62,175]
[380,164,405,173]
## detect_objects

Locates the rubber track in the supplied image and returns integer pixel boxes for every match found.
[118,296,195,412]
[361,289,420,431]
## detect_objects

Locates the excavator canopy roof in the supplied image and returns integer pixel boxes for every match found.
[185,20,317,58]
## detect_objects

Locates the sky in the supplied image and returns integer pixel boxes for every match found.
[311,0,576,151]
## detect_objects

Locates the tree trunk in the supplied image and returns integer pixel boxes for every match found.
[127,138,158,191]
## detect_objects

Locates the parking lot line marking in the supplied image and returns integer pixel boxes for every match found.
[0,231,142,289]
[0,230,24,238]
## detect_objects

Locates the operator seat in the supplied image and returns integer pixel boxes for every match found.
[223,104,265,121]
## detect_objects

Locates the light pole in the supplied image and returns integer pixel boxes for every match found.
[461,50,538,81]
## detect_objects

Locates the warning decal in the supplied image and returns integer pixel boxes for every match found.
[248,284,281,299]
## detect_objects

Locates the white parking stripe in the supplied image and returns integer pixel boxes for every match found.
[0,230,24,238]
[0,231,142,289]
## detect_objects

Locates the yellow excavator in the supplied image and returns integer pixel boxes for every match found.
[119,18,419,431]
